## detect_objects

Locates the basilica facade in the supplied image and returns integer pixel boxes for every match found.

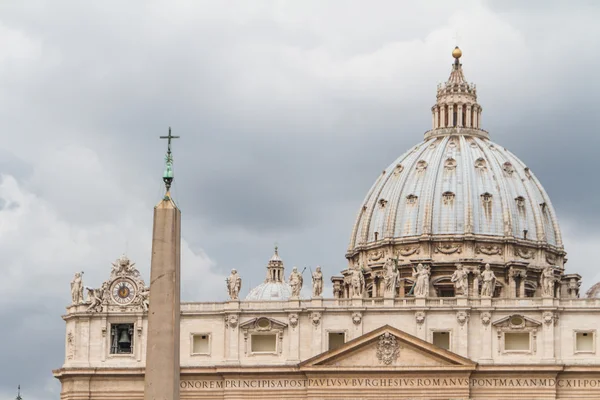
[54,48,600,400]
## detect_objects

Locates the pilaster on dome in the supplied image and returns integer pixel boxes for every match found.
[428,46,486,137]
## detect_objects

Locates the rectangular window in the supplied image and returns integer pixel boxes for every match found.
[576,331,595,353]
[504,332,530,351]
[251,334,277,353]
[192,334,211,355]
[432,331,450,350]
[328,332,345,351]
[110,323,134,354]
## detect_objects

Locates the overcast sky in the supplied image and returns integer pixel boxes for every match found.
[1,1,600,398]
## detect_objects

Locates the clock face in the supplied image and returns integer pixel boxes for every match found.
[111,280,136,305]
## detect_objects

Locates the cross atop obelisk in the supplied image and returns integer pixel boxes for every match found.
[159,127,180,196]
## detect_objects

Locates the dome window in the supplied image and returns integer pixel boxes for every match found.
[416,160,428,172]
[406,194,418,205]
[515,196,526,209]
[393,164,404,175]
[475,158,487,170]
[444,157,457,170]
[481,192,493,203]
[503,162,514,175]
[378,199,388,208]
[442,191,455,205]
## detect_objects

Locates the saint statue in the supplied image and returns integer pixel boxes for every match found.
[480,264,496,297]
[289,267,303,297]
[70,272,84,305]
[412,264,430,297]
[312,266,323,297]
[451,264,468,296]
[350,265,365,298]
[383,258,399,296]
[541,266,555,297]
[226,269,242,300]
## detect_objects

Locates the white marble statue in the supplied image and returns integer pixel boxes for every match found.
[541,266,555,297]
[451,264,468,296]
[70,272,84,305]
[86,287,104,312]
[312,266,323,297]
[383,258,399,296]
[139,286,150,311]
[480,263,496,297]
[226,269,242,300]
[412,264,430,297]
[350,266,365,298]
[289,267,303,297]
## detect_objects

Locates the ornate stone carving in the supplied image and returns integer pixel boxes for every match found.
[352,312,362,325]
[435,243,462,254]
[312,266,323,297]
[444,157,457,170]
[546,253,557,265]
[288,313,299,328]
[288,266,303,298]
[480,312,492,326]
[368,250,385,262]
[542,311,556,326]
[442,191,455,205]
[310,312,322,327]
[480,264,496,297]
[415,311,426,325]
[476,244,502,255]
[225,314,238,329]
[70,272,85,305]
[376,333,400,365]
[516,247,534,259]
[67,331,75,360]
[456,311,469,326]
[226,269,242,300]
[396,246,420,257]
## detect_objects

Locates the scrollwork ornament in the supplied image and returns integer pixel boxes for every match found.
[480,312,491,326]
[352,312,362,326]
[225,314,238,329]
[435,243,462,254]
[310,312,321,328]
[415,311,426,325]
[476,244,502,256]
[456,311,469,326]
[288,313,299,328]
[397,246,420,257]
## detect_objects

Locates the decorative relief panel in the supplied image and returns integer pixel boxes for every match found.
[376,333,400,365]
[515,247,534,259]
[311,312,322,328]
[476,244,502,255]
[352,312,362,326]
[288,313,298,328]
[435,243,462,254]
[225,314,238,329]
[415,312,426,325]
[480,312,491,326]
[396,246,420,257]
[456,311,469,326]
[67,331,75,360]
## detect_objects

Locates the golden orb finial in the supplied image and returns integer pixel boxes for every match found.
[452,46,462,59]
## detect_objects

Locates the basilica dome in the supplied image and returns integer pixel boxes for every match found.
[245,247,293,301]
[345,47,565,274]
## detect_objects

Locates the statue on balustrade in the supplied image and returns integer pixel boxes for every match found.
[312,266,323,297]
[480,264,496,297]
[350,265,365,298]
[451,264,468,296]
[226,269,242,300]
[541,266,555,297]
[412,264,430,297]
[289,266,303,297]
[70,272,85,305]
[383,258,399,296]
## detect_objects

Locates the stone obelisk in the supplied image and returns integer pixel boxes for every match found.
[144,128,181,400]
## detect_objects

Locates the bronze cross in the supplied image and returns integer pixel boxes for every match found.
[159,127,180,154]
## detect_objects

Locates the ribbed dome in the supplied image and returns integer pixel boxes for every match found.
[348,132,562,251]
[245,281,292,301]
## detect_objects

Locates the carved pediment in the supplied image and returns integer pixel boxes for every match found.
[300,325,475,369]
[239,317,287,332]
[492,314,541,329]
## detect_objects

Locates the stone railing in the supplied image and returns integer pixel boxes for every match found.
[176,297,600,314]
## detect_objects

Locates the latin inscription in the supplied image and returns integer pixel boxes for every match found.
[181,378,600,390]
